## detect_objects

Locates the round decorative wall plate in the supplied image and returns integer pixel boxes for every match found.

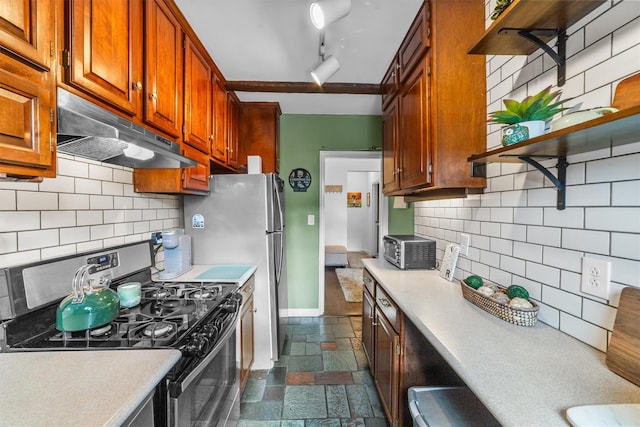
[288,168,312,192]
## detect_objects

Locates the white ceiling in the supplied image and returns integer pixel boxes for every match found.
[174,0,423,115]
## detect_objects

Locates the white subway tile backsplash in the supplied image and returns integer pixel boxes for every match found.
[17,192,58,211]
[543,247,585,273]
[543,207,584,229]
[501,223,526,242]
[612,15,640,55]
[567,36,611,81]
[542,285,582,317]
[0,212,40,232]
[480,250,500,268]
[134,221,150,235]
[537,302,560,328]
[89,164,113,181]
[527,188,558,207]
[75,178,102,195]
[0,250,40,268]
[41,244,77,260]
[611,180,640,206]
[489,267,511,287]
[527,225,561,247]
[587,43,640,93]
[59,193,89,210]
[490,237,513,255]
[489,175,514,192]
[513,242,543,263]
[0,190,16,210]
[501,255,526,276]
[610,256,640,287]
[587,153,640,183]
[18,229,59,250]
[89,195,114,210]
[586,1,640,46]
[566,183,610,207]
[464,220,481,234]
[514,207,543,225]
[611,232,640,260]
[57,155,88,178]
[41,211,76,229]
[560,313,608,352]
[103,210,126,224]
[583,299,618,331]
[76,210,103,226]
[526,261,561,287]
[585,207,640,232]
[501,190,527,207]
[60,227,90,245]
[102,182,124,196]
[481,222,501,238]
[112,169,133,184]
[134,197,150,209]
[562,229,610,255]
[90,224,114,240]
[513,170,545,190]
[0,233,17,254]
[490,208,513,223]
[114,222,134,237]
[39,175,75,194]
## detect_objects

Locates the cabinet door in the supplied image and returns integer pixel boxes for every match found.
[0,67,52,169]
[226,94,239,168]
[210,72,228,163]
[399,57,431,190]
[238,103,281,174]
[374,309,400,425]
[182,144,210,192]
[183,37,211,154]
[67,0,142,115]
[0,0,52,70]
[362,287,375,370]
[382,99,400,193]
[240,294,255,391]
[144,0,182,138]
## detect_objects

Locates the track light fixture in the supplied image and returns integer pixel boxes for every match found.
[309,0,351,29]
[310,32,340,86]
[311,55,340,86]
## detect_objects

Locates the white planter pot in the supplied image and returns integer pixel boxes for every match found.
[520,120,546,138]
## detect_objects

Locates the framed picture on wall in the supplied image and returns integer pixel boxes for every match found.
[347,192,362,208]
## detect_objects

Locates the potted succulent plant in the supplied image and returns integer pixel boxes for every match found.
[488,86,570,146]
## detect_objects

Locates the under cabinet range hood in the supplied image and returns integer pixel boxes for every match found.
[56,88,197,169]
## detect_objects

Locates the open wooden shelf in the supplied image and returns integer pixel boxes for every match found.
[468,0,606,55]
[468,105,640,164]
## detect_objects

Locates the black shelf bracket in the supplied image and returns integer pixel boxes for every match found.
[498,154,569,210]
[499,28,568,86]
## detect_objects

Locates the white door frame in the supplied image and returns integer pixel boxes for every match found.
[318,150,387,315]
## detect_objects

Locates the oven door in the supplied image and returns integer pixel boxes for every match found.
[168,319,240,427]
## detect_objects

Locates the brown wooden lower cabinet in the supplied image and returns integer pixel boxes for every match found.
[239,277,255,392]
[363,267,465,427]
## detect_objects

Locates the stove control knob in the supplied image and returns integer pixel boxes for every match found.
[183,334,209,357]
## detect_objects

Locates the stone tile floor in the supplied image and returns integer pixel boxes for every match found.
[239,316,389,426]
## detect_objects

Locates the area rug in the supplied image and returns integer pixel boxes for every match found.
[335,268,363,303]
[347,251,371,269]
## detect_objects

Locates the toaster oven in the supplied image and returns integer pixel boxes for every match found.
[383,235,436,270]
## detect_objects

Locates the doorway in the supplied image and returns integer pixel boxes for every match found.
[318,151,387,316]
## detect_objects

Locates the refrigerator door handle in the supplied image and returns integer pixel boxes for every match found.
[275,231,284,285]
[273,176,284,232]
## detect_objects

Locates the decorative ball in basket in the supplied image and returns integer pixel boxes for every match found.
[461,276,539,327]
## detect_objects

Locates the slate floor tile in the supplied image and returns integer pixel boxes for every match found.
[323,350,358,371]
[287,372,315,385]
[267,366,287,385]
[315,371,353,385]
[346,385,374,418]
[239,401,283,420]
[283,385,327,419]
[287,355,324,372]
[326,385,350,418]
[307,419,341,427]
[241,378,266,402]
[306,342,322,355]
[341,418,366,427]
[321,341,338,351]
[290,341,307,355]
[263,385,285,401]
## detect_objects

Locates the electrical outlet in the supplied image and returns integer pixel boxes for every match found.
[460,233,470,256]
[581,257,611,299]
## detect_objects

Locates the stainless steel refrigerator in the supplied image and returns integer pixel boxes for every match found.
[183,173,288,370]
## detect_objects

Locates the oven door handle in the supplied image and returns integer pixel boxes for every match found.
[174,310,239,395]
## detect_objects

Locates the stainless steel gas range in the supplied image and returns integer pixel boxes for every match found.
[0,241,241,427]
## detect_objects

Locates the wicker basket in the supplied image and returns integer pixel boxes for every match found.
[460,280,539,327]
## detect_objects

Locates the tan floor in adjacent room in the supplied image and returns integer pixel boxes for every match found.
[324,267,362,316]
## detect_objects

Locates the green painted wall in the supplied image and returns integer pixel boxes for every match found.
[280,115,382,310]
[388,201,414,234]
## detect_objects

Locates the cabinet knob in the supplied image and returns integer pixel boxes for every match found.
[378,297,391,308]
[149,92,157,100]
[132,81,142,90]
[209,135,214,140]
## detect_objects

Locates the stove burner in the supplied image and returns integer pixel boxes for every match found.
[143,322,174,338]
[150,289,171,299]
[191,290,213,300]
[89,325,113,338]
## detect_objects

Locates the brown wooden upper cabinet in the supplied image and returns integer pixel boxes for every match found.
[183,36,212,155]
[64,0,143,117]
[381,0,486,200]
[144,0,183,139]
[0,0,56,179]
[238,102,282,174]
[210,70,228,165]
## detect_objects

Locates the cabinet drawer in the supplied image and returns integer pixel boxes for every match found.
[363,268,376,296]
[398,3,430,81]
[376,284,400,333]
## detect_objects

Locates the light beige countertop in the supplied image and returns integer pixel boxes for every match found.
[0,349,180,427]
[363,258,640,426]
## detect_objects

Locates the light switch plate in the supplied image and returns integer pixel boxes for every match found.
[307,214,315,225]
[460,233,470,256]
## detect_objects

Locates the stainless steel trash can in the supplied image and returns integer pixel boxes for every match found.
[408,386,500,426]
